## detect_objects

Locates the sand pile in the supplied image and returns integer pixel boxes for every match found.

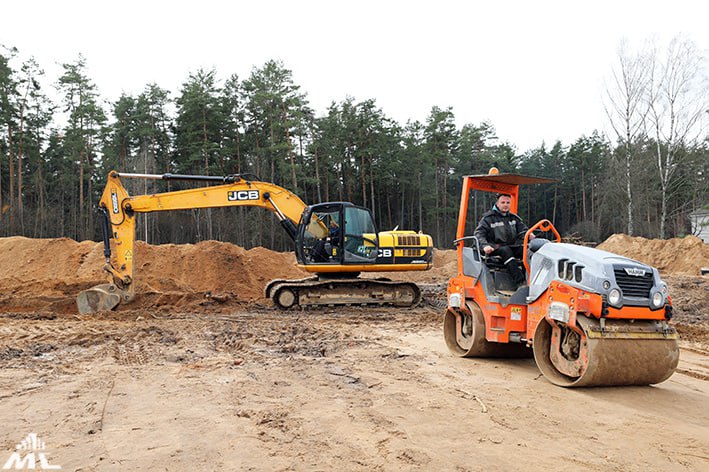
[0,236,455,315]
[3,234,703,317]
[0,237,307,314]
[373,249,456,285]
[597,234,709,276]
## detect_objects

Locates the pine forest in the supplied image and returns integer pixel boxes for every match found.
[1,39,707,251]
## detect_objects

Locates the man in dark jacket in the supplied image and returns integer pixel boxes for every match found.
[474,193,535,285]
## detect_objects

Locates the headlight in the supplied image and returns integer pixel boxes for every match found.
[661,284,668,295]
[602,280,611,290]
[608,288,622,306]
[652,291,663,308]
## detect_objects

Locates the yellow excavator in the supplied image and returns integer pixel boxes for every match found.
[77,171,433,314]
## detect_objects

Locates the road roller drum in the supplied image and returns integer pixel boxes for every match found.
[533,315,679,387]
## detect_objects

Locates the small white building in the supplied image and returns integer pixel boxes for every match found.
[690,208,709,243]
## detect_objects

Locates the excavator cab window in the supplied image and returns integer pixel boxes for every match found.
[342,206,378,264]
[300,207,343,264]
[297,203,379,266]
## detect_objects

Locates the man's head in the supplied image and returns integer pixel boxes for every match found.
[495,193,512,213]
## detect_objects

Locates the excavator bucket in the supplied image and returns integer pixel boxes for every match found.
[76,284,122,315]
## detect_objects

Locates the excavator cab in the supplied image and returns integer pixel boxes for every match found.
[296,203,379,266]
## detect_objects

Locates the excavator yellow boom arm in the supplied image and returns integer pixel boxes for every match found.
[90,171,312,305]
[103,172,307,220]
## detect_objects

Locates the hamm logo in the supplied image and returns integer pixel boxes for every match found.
[624,267,647,277]
[2,433,61,470]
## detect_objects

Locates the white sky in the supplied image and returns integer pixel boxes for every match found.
[2,0,708,151]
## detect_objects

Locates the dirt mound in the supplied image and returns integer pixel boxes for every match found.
[4,233,703,326]
[0,237,308,314]
[0,237,455,315]
[371,249,456,285]
[131,240,307,297]
[597,234,709,275]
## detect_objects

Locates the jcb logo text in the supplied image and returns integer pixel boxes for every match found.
[227,190,259,201]
[378,249,392,258]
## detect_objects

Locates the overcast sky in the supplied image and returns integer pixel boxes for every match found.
[2,0,708,151]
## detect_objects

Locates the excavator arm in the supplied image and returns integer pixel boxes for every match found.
[78,170,314,313]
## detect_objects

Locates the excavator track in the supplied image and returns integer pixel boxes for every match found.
[533,314,679,387]
[264,276,318,300]
[268,278,421,310]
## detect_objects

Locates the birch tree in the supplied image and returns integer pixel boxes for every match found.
[604,39,652,235]
[645,36,708,238]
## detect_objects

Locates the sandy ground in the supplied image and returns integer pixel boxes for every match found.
[1,308,708,471]
[1,236,708,471]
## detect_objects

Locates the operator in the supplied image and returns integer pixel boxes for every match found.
[474,193,535,285]
[327,219,341,246]
[311,218,341,262]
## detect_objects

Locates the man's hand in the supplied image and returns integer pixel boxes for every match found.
[529,233,536,240]
[483,245,494,255]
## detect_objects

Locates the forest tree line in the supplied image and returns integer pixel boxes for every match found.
[0,37,707,252]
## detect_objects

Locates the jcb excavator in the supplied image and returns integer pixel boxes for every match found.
[77,171,433,314]
[443,169,679,387]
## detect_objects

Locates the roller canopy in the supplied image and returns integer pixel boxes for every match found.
[465,173,558,185]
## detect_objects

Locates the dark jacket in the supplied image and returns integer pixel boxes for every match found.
[474,205,529,248]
